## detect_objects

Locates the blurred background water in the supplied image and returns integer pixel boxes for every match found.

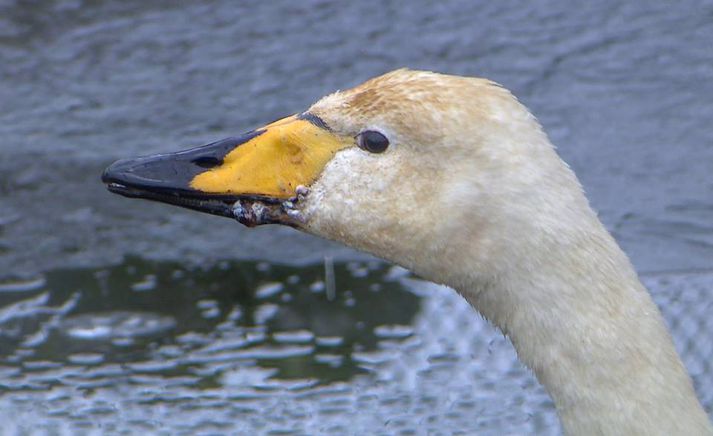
[0,0,712,434]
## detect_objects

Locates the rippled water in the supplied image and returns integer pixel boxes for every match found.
[1,0,712,434]
[0,259,711,435]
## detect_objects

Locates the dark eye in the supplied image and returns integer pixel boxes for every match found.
[357,130,389,153]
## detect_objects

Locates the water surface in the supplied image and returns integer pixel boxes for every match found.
[0,259,711,435]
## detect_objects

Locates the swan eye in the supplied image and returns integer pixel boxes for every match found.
[357,130,389,154]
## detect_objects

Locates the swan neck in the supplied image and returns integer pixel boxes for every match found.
[453,222,712,434]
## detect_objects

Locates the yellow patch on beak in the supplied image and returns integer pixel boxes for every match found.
[190,115,348,199]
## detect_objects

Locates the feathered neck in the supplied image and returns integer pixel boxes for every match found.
[440,179,712,434]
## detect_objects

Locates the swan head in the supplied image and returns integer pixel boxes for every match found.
[103,69,587,282]
[102,69,713,434]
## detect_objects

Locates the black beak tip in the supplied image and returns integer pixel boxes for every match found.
[102,157,140,186]
[101,160,120,185]
[100,155,189,194]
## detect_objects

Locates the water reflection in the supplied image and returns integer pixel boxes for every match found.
[0,257,420,388]
[1,260,710,434]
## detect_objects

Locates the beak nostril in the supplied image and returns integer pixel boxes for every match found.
[192,156,222,169]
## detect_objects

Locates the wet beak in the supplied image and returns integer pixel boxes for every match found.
[102,114,346,226]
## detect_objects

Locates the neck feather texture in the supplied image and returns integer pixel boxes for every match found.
[451,215,712,435]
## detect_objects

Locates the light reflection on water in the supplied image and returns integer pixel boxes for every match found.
[0,257,419,387]
[0,259,711,434]
[0,257,558,434]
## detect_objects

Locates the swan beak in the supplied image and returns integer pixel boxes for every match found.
[102,113,346,225]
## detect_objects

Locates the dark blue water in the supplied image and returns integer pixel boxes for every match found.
[0,1,712,434]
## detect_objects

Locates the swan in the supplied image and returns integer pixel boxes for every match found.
[102,69,712,435]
